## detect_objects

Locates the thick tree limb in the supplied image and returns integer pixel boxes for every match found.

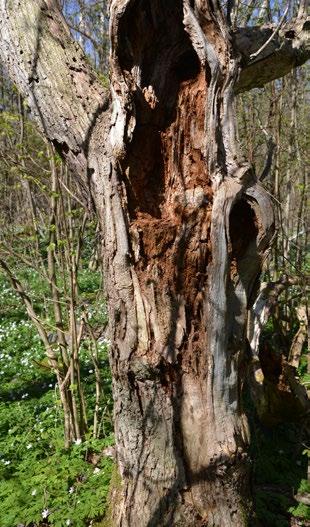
[235,17,310,93]
[260,137,276,181]
[0,0,109,197]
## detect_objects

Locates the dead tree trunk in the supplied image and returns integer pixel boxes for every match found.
[0,1,309,525]
[105,4,276,525]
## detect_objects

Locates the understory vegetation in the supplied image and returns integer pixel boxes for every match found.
[0,270,115,527]
[0,65,116,524]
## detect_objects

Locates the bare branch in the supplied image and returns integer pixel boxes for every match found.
[66,21,101,50]
[249,5,289,60]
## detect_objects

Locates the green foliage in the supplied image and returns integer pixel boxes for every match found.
[290,502,310,521]
[0,274,114,527]
[0,428,114,527]
[97,73,109,89]
[250,416,310,526]
[298,355,310,388]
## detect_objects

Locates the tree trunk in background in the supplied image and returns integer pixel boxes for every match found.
[1,1,309,525]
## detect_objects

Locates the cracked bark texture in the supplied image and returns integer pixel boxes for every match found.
[0,1,309,526]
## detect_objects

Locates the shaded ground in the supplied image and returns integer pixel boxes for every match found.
[250,412,309,526]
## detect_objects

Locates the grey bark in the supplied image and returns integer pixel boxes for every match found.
[235,16,310,93]
[0,1,309,526]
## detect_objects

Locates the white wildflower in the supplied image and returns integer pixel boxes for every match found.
[26,443,32,449]
[74,438,82,446]
[69,486,74,494]
[42,509,49,519]
[93,467,100,474]
[31,489,37,496]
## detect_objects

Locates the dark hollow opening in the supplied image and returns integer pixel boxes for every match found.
[173,48,201,82]
[229,199,258,260]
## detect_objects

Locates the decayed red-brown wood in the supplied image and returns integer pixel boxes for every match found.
[0,0,309,525]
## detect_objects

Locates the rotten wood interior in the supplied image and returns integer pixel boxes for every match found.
[115,1,215,372]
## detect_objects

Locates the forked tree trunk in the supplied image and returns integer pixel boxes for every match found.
[0,1,309,526]
[105,3,275,525]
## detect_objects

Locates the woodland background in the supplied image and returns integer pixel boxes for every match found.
[0,1,309,526]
